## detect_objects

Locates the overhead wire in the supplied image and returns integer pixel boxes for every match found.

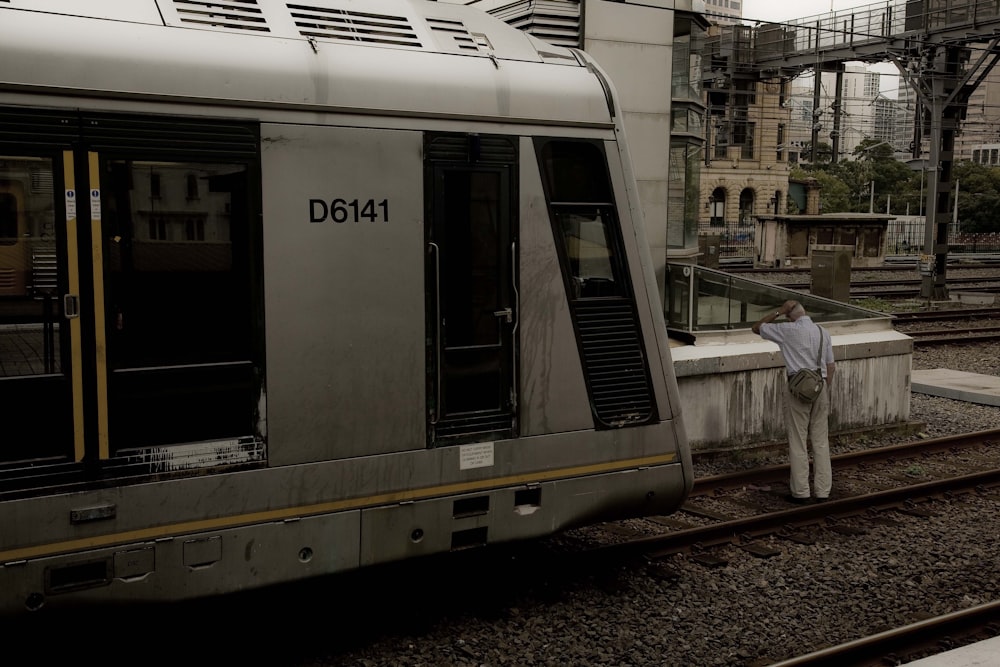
[699,3,1000,153]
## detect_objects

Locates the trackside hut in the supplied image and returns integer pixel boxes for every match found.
[755,213,892,268]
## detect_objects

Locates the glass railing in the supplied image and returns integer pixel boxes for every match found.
[664,263,887,333]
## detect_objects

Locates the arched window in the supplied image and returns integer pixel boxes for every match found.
[738,188,754,226]
[709,187,726,227]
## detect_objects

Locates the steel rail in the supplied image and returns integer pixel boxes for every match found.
[690,428,1000,495]
[891,307,1000,322]
[563,431,1000,563]
[632,468,1000,560]
[908,329,1000,345]
[767,600,1000,667]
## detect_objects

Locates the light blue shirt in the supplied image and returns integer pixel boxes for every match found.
[759,316,834,377]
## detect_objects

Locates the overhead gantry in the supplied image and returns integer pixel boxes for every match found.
[709,0,1000,299]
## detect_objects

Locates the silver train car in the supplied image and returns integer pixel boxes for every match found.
[0,0,691,614]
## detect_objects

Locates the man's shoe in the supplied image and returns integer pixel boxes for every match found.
[815,497,830,503]
[783,494,811,505]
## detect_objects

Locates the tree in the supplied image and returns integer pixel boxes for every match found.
[852,138,894,160]
[802,141,833,164]
[828,159,869,212]
[791,166,852,213]
[797,145,919,214]
[954,161,1000,233]
[848,140,913,213]
[959,193,1000,233]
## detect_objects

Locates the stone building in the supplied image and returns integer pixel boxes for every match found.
[700,24,791,260]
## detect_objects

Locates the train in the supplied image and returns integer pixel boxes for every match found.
[0,0,691,614]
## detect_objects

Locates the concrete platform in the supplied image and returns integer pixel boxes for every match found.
[911,369,1000,407]
[901,635,1000,665]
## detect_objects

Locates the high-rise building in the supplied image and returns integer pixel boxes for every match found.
[702,0,742,25]
[785,65,895,160]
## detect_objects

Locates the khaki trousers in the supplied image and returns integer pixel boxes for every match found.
[785,383,832,499]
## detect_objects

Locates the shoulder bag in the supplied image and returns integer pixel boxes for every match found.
[787,325,825,403]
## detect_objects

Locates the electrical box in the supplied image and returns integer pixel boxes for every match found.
[810,244,853,302]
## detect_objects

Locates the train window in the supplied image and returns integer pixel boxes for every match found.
[537,141,611,202]
[553,208,620,298]
[0,156,59,378]
[536,140,624,299]
[534,139,655,428]
[0,192,16,244]
[103,159,246,368]
[100,154,259,450]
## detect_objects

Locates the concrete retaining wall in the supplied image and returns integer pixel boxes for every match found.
[670,326,912,451]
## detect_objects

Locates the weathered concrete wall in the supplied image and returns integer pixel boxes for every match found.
[670,328,912,451]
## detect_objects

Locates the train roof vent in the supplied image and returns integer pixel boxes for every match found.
[288,3,422,48]
[170,0,271,32]
[427,17,481,53]
[487,0,581,48]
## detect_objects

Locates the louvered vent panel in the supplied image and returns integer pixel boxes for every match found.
[31,248,58,293]
[426,135,517,164]
[573,299,654,427]
[0,108,77,147]
[488,1,581,48]
[434,414,512,439]
[289,3,421,48]
[172,0,270,32]
[30,170,53,195]
[80,114,258,159]
[427,17,478,52]
[513,17,580,48]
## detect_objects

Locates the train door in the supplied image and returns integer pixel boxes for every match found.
[0,109,264,483]
[425,134,518,445]
[0,138,73,466]
[93,115,264,466]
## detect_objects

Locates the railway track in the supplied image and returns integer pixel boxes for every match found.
[891,307,1000,322]
[769,600,1000,667]
[889,306,1000,343]
[555,429,1000,564]
[725,262,1000,274]
[772,277,1000,300]
[716,266,1000,300]
[905,325,1000,345]
[783,278,999,291]
[541,430,1000,664]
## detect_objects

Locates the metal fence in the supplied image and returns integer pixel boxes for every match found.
[700,219,1000,263]
[704,223,756,258]
[887,218,1000,255]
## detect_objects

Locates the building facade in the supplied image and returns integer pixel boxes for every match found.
[700,24,791,260]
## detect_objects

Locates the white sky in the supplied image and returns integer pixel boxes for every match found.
[741,0,883,24]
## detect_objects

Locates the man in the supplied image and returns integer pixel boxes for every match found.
[752,299,836,504]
